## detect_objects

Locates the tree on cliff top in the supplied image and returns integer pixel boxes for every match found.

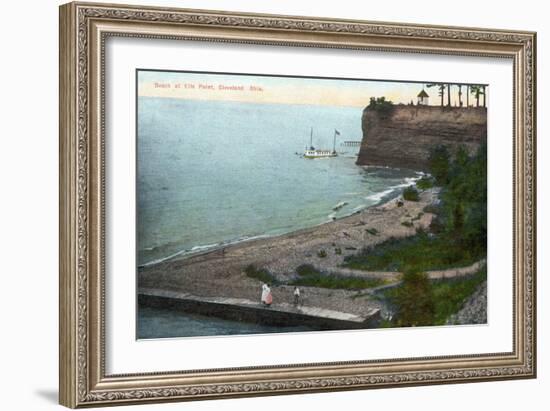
[470,85,486,107]
[426,83,446,106]
[457,84,464,107]
[367,97,394,117]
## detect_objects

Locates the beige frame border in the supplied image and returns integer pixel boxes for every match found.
[59,2,536,408]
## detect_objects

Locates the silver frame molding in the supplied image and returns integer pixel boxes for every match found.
[59,2,536,408]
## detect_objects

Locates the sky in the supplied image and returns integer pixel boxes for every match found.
[137,70,487,108]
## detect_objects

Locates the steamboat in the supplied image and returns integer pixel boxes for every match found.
[303,128,340,159]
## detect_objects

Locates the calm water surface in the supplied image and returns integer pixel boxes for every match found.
[137,306,316,339]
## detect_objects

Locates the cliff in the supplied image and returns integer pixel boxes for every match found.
[356,105,487,171]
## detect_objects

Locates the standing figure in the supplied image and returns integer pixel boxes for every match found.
[265,285,273,306]
[261,283,268,304]
[293,287,301,306]
[261,283,272,306]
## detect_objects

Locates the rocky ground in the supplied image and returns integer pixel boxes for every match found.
[446,281,488,325]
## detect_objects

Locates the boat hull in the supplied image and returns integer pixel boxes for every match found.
[303,151,337,159]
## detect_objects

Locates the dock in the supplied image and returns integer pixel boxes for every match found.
[139,288,381,330]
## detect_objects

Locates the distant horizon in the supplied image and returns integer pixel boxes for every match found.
[138,69,489,108]
[137,95,489,111]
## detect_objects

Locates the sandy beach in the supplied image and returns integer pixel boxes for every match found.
[138,189,440,317]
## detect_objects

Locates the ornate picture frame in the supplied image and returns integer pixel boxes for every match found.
[59,1,536,408]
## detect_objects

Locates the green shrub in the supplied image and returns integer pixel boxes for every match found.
[416,176,434,190]
[403,185,420,201]
[412,212,424,222]
[394,268,435,327]
[244,264,277,284]
[423,204,440,214]
[428,145,451,185]
[335,247,342,255]
[291,265,385,290]
[296,264,318,277]
[401,221,414,228]
[366,228,379,235]
[367,96,394,117]
[317,249,327,258]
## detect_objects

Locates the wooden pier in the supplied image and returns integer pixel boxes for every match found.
[341,141,362,147]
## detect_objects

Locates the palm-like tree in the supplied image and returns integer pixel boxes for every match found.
[426,83,446,106]
[470,85,484,107]
[457,84,463,107]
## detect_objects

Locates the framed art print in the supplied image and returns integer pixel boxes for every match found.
[59,2,536,407]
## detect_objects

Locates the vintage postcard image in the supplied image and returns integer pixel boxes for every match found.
[136,70,488,339]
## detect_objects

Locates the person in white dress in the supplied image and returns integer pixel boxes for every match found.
[261,283,272,306]
[261,283,269,304]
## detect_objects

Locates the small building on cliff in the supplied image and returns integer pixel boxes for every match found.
[417,89,429,106]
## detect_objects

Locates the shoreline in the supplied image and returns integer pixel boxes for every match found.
[138,168,425,268]
[138,188,439,317]
[139,186,411,269]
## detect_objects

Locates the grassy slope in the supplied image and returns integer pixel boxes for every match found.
[343,231,483,272]
[290,264,386,290]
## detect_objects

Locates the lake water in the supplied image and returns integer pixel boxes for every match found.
[137,306,316,339]
[137,97,421,266]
